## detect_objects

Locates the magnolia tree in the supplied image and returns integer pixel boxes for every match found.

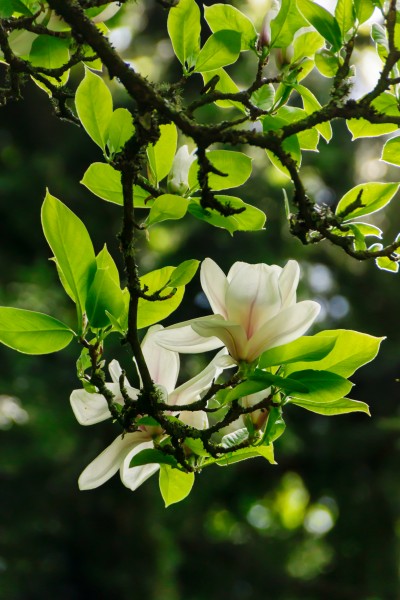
[0,0,397,506]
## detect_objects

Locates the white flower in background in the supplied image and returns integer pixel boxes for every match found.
[71,325,231,491]
[156,258,320,363]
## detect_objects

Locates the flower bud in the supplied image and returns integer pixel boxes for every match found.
[257,0,280,50]
[167,145,195,195]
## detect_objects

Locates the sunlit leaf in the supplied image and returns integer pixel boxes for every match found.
[75,68,113,150]
[336,182,399,220]
[159,465,195,507]
[167,0,201,70]
[204,4,257,51]
[194,30,241,73]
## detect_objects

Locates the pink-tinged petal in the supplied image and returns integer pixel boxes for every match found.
[225,264,281,337]
[78,431,150,490]
[120,440,160,492]
[70,383,126,425]
[227,261,281,283]
[192,318,248,361]
[169,349,229,407]
[245,300,321,362]
[200,258,228,317]
[141,325,180,392]
[155,317,224,353]
[279,260,300,308]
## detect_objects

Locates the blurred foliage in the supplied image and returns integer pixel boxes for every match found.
[1,1,400,599]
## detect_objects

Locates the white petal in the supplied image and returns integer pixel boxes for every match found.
[178,409,208,430]
[192,318,248,361]
[279,260,300,308]
[225,263,281,337]
[141,325,180,392]
[70,383,125,426]
[78,431,150,490]
[155,317,224,354]
[108,359,130,387]
[169,349,228,407]
[246,300,321,361]
[200,258,228,317]
[120,440,160,491]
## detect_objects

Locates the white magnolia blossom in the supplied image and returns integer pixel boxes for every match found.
[156,258,321,363]
[71,325,231,491]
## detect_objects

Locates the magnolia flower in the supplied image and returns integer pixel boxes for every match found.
[167,145,195,195]
[156,258,320,364]
[71,325,230,491]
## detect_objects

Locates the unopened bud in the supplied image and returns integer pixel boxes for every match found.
[257,0,280,50]
[167,145,195,195]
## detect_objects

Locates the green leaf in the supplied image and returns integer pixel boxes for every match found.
[0,307,74,354]
[75,68,113,150]
[373,250,400,273]
[130,449,177,468]
[194,30,241,73]
[159,465,195,507]
[292,31,325,62]
[221,428,249,449]
[270,0,308,48]
[347,93,400,139]
[250,84,275,112]
[354,0,375,24]
[290,397,370,416]
[262,407,286,444]
[226,371,309,402]
[259,335,337,369]
[216,444,275,466]
[41,191,96,319]
[263,112,301,176]
[188,150,252,192]
[86,267,124,329]
[167,0,201,70]
[294,84,332,142]
[204,4,257,51]
[381,136,400,167]
[188,196,265,234]
[29,35,70,91]
[96,245,120,286]
[297,0,342,51]
[286,370,353,402]
[202,69,244,112]
[315,49,341,77]
[167,259,200,287]
[137,266,185,329]
[106,108,135,156]
[147,124,177,184]
[285,330,384,377]
[147,194,188,226]
[335,0,356,37]
[81,162,151,208]
[335,182,399,220]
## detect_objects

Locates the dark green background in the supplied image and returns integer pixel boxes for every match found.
[1,2,399,598]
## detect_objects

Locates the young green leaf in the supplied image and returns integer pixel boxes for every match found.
[86,267,125,329]
[81,162,151,207]
[130,449,178,468]
[375,255,399,273]
[138,266,185,329]
[167,0,201,70]
[221,428,249,449]
[258,335,337,369]
[294,84,332,142]
[29,35,70,87]
[188,196,265,235]
[75,68,113,150]
[216,445,275,466]
[297,0,342,51]
[96,245,120,286]
[270,0,308,48]
[194,30,241,73]
[335,182,399,220]
[292,31,325,62]
[106,108,135,156]
[335,0,356,37]
[167,259,200,288]
[354,0,375,24]
[147,123,178,184]
[159,465,195,507]
[285,330,385,377]
[286,370,353,403]
[204,4,257,51]
[147,194,188,226]
[250,84,275,112]
[188,150,252,191]
[0,307,74,354]
[381,136,400,166]
[289,397,370,416]
[41,191,96,319]
[262,406,286,444]
[226,371,309,402]
[347,93,400,139]
[315,48,341,77]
